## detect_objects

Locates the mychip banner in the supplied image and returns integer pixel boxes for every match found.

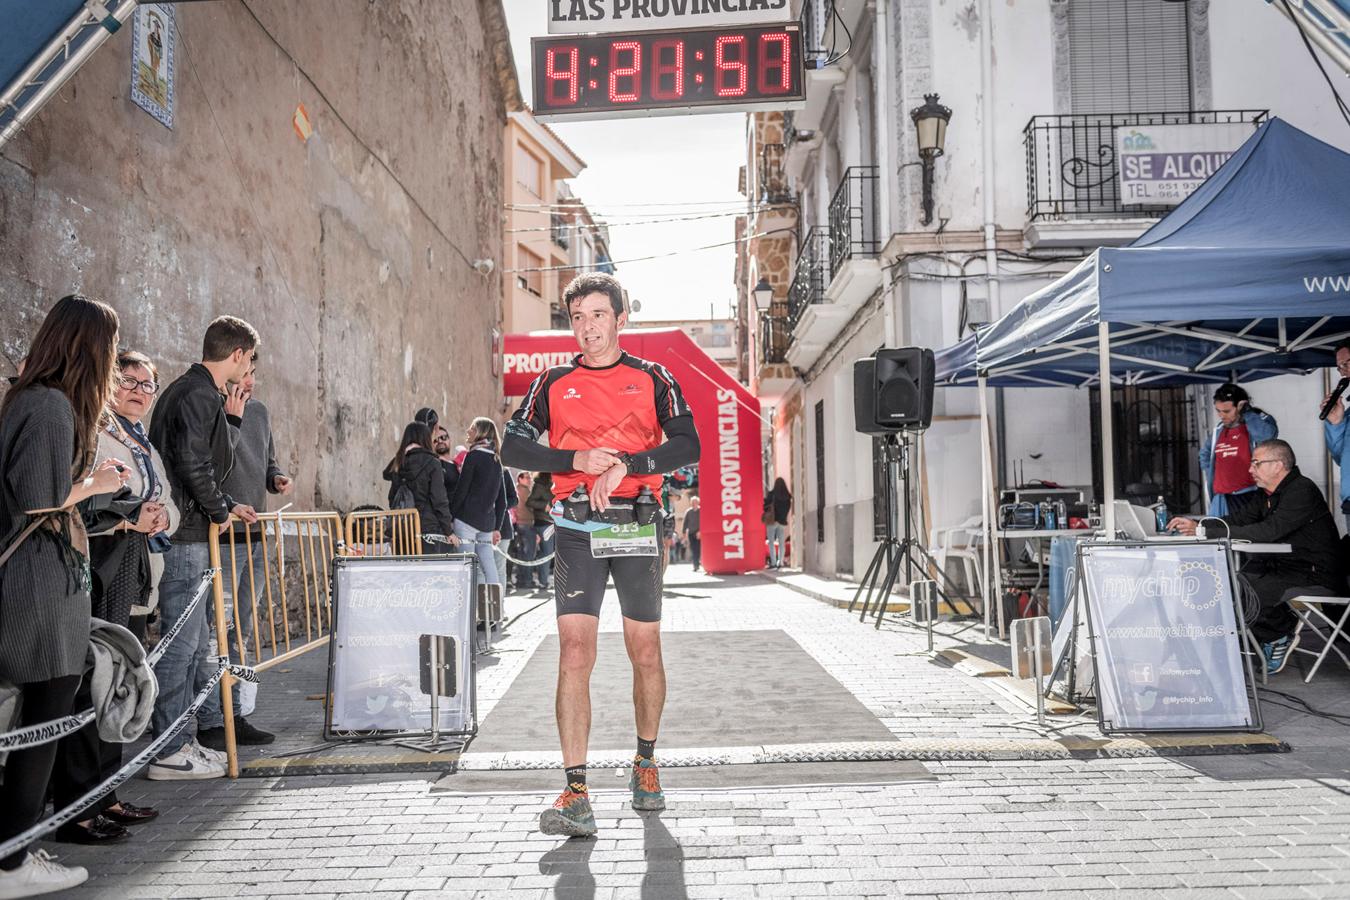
[327,555,476,738]
[1079,541,1257,733]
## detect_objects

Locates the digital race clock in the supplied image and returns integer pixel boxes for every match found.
[531,24,806,120]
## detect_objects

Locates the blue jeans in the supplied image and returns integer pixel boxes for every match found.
[535,526,554,588]
[453,520,501,586]
[766,522,786,567]
[513,523,538,586]
[197,541,264,730]
[151,541,213,758]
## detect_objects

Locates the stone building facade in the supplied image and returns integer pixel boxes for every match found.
[0,0,520,512]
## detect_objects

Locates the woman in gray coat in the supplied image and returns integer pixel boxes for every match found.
[0,295,128,895]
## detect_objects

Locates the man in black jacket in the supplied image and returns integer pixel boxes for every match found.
[145,316,260,780]
[1169,439,1341,675]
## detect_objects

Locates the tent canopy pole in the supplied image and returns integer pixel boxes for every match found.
[1098,322,1116,537]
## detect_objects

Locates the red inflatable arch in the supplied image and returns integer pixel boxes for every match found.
[502,329,764,576]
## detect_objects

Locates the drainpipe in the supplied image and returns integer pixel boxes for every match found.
[875,0,898,347]
[979,0,1000,321]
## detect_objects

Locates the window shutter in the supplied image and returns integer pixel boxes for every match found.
[1068,0,1192,114]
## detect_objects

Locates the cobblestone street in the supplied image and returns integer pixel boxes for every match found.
[46,568,1350,899]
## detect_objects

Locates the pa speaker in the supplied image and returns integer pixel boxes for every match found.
[853,347,935,434]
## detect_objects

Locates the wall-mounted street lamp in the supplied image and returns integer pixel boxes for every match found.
[909,93,952,227]
[752,277,774,312]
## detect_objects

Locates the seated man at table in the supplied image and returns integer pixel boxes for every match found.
[1167,439,1342,675]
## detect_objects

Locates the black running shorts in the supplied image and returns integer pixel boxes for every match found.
[552,520,665,622]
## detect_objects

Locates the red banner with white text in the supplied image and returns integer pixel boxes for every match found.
[503,329,764,575]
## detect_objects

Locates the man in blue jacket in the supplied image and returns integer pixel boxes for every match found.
[1324,342,1350,531]
[1199,383,1278,517]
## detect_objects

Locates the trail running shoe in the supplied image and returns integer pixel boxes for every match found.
[1264,634,1299,675]
[629,756,666,811]
[539,789,597,837]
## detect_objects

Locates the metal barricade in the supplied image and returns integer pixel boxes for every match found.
[208,511,344,777]
[343,507,422,557]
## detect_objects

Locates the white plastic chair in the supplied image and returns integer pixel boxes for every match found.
[1286,590,1350,683]
[931,515,983,599]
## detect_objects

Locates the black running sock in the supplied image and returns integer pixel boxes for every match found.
[565,764,588,794]
[636,736,656,762]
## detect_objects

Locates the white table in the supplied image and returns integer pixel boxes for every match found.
[1143,535,1291,554]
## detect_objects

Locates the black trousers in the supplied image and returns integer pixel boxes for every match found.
[0,674,80,869]
[52,673,118,823]
[688,536,701,570]
[1246,570,1308,644]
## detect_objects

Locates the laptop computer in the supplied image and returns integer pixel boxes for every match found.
[1112,500,1159,540]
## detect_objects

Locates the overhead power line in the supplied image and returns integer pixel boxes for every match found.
[505,227,796,274]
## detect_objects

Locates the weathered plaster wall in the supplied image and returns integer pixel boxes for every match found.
[0,0,509,512]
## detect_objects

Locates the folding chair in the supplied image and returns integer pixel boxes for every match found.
[1285,586,1350,684]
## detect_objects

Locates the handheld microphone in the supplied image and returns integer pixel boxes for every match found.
[1320,377,1350,421]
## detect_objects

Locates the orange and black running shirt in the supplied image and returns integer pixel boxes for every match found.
[506,352,694,502]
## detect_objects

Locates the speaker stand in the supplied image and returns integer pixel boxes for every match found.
[852,433,978,629]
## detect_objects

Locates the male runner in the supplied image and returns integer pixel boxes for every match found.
[501,272,700,837]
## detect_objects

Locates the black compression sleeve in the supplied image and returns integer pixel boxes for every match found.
[500,432,575,473]
[625,415,700,475]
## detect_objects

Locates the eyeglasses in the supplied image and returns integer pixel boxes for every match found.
[118,374,158,395]
[1249,458,1281,469]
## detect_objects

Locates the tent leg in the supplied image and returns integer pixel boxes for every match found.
[979,375,995,641]
[1098,323,1116,538]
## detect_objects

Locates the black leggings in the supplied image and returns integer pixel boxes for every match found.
[0,675,80,869]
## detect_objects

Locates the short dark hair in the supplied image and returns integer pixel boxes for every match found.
[117,349,157,383]
[1255,438,1295,469]
[1334,341,1350,357]
[1213,382,1250,405]
[202,316,259,362]
[562,272,625,317]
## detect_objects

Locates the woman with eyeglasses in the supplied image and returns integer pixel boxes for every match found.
[0,295,128,895]
[48,350,181,846]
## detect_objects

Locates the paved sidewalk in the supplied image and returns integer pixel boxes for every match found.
[46,565,1350,898]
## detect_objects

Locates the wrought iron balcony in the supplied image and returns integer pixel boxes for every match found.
[786,226,830,334]
[758,142,792,205]
[759,309,790,366]
[827,166,880,279]
[550,212,570,249]
[1023,110,1268,221]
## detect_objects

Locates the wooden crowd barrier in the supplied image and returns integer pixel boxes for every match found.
[208,511,343,777]
[343,507,422,557]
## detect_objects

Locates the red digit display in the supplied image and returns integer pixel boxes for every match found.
[757,33,791,95]
[651,39,685,101]
[608,41,642,103]
[532,25,804,117]
[545,45,579,106]
[714,35,748,98]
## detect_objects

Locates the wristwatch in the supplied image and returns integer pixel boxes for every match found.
[615,451,637,473]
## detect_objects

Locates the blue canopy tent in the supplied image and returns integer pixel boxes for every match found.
[0,0,136,150]
[932,118,1350,635]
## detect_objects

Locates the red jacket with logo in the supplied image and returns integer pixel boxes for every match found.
[510,352,692,502]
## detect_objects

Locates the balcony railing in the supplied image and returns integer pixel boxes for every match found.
[787,226,830,333]
[758,142,792,204]
[759,309,790,365]
[827,166,880,279]
[1024,109,1268,221]
[550,212,571,249]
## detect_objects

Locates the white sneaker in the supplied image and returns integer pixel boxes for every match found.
[190,738,227,765]
[146,745,225,780]
[0,849,88,898]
